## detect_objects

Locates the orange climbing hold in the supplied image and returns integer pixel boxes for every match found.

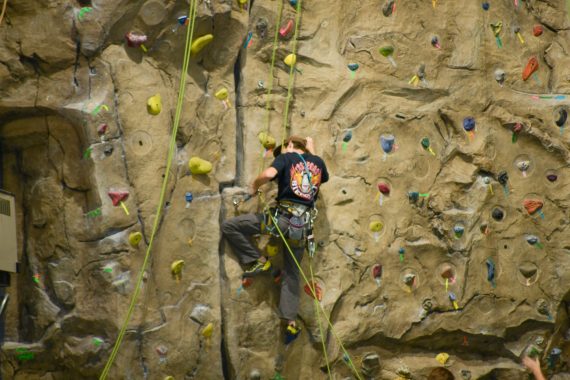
[523,199,543,215]
[304,281,323,301]
[522,57,539,81]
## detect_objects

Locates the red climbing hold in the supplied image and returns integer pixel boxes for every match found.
[242,277,253,288]
[377,183,390,195]
[97,123,108,136]
[522,57,539,81]
[108,190,129,206]
[533,25,543,37]
[304,281,323,301]
[523,199,543,215]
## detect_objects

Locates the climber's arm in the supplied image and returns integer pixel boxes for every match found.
[251,167,278,194]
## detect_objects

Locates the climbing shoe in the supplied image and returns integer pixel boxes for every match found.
[242,258,271,278]
[285,324,301,345]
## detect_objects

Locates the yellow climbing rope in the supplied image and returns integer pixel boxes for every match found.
[0,0,8,26]
[309,257,332,379]
[279,0,303,147]
[257,0,285,174]
[98,0,198,378]
[259,193,363,380]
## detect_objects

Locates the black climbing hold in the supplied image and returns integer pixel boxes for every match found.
[497,171,509,185]
[382,0,395,17]
[546,174,558,182]
[491,208,504,221]
[555,108,567,127]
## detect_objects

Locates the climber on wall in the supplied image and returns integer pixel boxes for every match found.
[222,135,329,343]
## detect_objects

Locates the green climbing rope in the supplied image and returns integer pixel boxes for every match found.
[258,0,285,174]
[309,258,332,379]
[98,0,199,377]
[280,0,303,147]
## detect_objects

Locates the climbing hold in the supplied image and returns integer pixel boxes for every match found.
[533,25,544,37]
[191,34,214,55]
[377,182,390,196]
[448,292,459,310]
[497,171,509,196]
[97,124,108,138]
[77,7,93,21]
[486,258,496,287]
[129,232,143,247]
[202,322,214,338]
[238,0,248,11]
[526,235,543,249]
[171,260,185,282]
[279,19,294,39]
[348,63,359,78]
[398,247,405,262]
[289,0,297,7]
[188,157,213,175]
[403,273,416,286]
[185,192,193,208]
[431,36,441,49]
[108,190,130,215]
[523,199,545,219]
[372,264,382,286]
[491,208,504,221]
[249,369,262,380]
[512,122,523,143]
[380,134,395,161]
[453,225,464,239]
[440,266,454,281]
[421,137,436,156]
[214,88,231,109]
[546,173,558,182]
[516,160,530,177]
[482,2,490,10]
[379,46,397,67]
[258,132,276,150]
[340,130,353,152]
[103,144,114,156]
[164,377,174,380]
[303,281,323,301]
[522,57,539,81]
[555,108,567,127]
[284,53,296,67]
[361,353,381,377]
[125,32,148,51]
[463,117,476,140]
[147,94,162,115]
[382,0,395,17]
[513,25,525,44]
[435,352,450,365]
[490,22,503,48]
[369,221,383,233]
[461,370,472,380]
[494,69,506,86]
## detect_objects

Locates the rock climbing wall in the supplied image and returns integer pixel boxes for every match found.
[1,0,570,379]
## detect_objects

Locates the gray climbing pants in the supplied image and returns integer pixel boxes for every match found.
[221,212,305,321]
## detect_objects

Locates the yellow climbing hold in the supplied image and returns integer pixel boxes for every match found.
[284,53,296,67]
[258,132,276,150]
[187,238,193,246]
[435,352,450,365]
[128,232,143,248]
[147,94,162,115]
[171,260,185,282]
[266,243,279,257]
[164,377,174,380]
[215,88,229,101]
[202,322,214,338]
[369,221,384,233]
[188,157,213,175]
[191,34,214,55]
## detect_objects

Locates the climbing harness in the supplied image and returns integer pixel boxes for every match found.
[99,0,199,378]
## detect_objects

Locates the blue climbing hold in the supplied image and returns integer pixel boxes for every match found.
[289,0,298,7]
[482,2,490,10]
[347,63,359,72]
[380,134,395,154]
[185,192,193,203]
[486,258,496,287]
[463,117,476,132]
[343,130,353,143]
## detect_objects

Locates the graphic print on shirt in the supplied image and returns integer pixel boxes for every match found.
[290,161,322,200]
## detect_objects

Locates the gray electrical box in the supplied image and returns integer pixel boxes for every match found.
[0,190,17,273]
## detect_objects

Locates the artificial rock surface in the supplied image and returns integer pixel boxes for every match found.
[1,0,570,379]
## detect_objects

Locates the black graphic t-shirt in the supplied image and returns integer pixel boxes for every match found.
[270,152,329,207]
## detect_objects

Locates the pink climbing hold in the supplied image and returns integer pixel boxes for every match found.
[125,32,147,48]
[279,19,294,38]
[97,123,108,136]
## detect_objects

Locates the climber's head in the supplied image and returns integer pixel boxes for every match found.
[273,135,307,157]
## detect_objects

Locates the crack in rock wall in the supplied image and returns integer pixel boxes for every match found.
[1,0,570,379]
